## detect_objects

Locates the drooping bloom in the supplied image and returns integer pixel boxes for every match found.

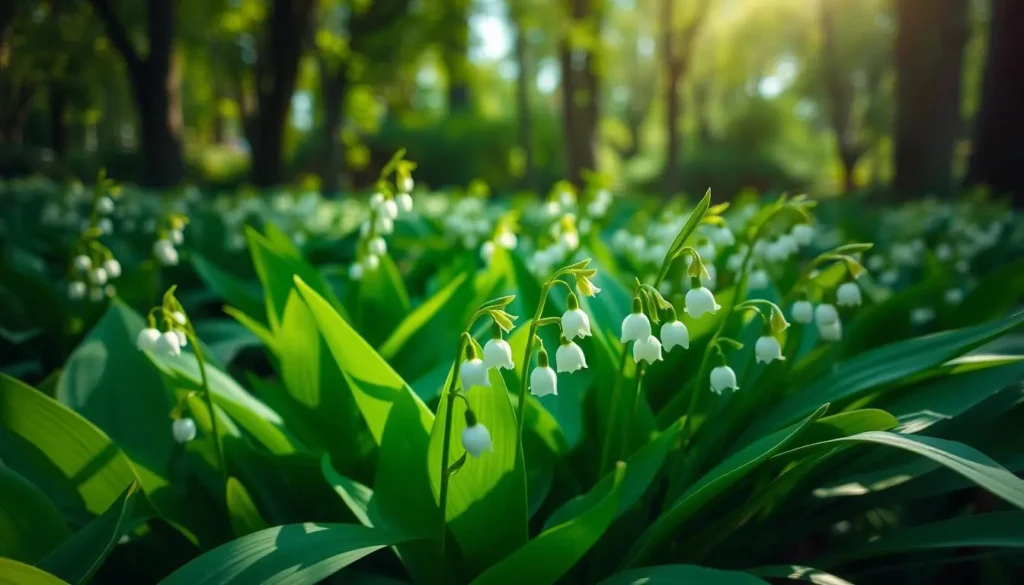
[103,258,122,278]
[660,320,690,352]
[791,223,815,247]
[748,269,769,290]
[483,337,514,370]
[73,255,92,272]
[155,331,182,357]
[368,237,387,256]
[153,239,179,266]
[172,417,197,444]
[136,328,161,351]
[396,192,414,212]
[791,300,814,324]
[815,303,840,328]
[754,335,785,364]
[684,286,721,319]
[818,319,843,341]
[89,267,108,285]
[633,335,664,365]
[96,196,115,215]
[349,263,364,281]
[363,254,381,271]
[621,306,652,343]
[556,339,588,373]
[67,281,86,300]
[561,296,592,340]
[710,365,739,394]
[836,282,862,307]
[459,351,491,390]
[530,350,558,397]
[461,420,492,458]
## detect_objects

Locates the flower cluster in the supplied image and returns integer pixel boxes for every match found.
[66,174,123,303]
[152,214,189,267]
[349,152,416,280]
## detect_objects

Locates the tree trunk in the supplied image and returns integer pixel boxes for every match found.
[965,0,1024,205]
[819,0,859,193]
[514,23,535,191]
[49,85,67,158]
[893,0,968,198]
[319,61,348,196]
[250,0,315,188]
[561,0,599,188]
[662,0,680,197]
[444,0,471,112]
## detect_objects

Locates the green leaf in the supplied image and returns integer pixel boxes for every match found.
[544,419,684,530]
[191,254,265,325]
[223,305,276,351]
[599,565,770,585]
[0,464,70,564]
[470,463,626,585]
[777,431,1024,510]
[0,375,144,517]
[428,368,528,575]
[321,456,376,528]
[625,405,829,568]
[666,189,712,261]
[37,482,139,585]
[752,312,1024,435]
[226,477,269,537]
[296,277,440,584]
[0,559,71,585]
[159,523,410,585]
[816,512,1024,567]
[749,566,856,585]
[354,254,411,347]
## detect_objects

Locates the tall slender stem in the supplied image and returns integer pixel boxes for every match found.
[621,362,646,460]
[515,282,551,448]
[191,332,226,482]
[598,344,630,473]
[438,334,470,563]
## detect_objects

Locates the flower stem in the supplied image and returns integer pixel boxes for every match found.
[191,332,226,482]
[515,281,551,450]
[438,333,470,564]
[598,344,630,474]
[620,362,646,460]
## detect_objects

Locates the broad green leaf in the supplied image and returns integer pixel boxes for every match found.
[159,523,409,585]
[247,227,346,332]
[427,368,528,575]
[470,464,625,585]
[296,277,440,583]
[226,477,268,537]
[354,253,411,346]
[750,566,855,585]
[0,559,71,585]
[625,405,828,568]
[0,464,70,564]
[544,419,684,530]
[37,482,139,585]
[321,456,376,529]
[224,305,276,351]
[816,512,1024,567]
[778,409,899,452]
[752,312,1024,434]
[0,375,144,516]
[599,564,770,585]
[191,254,265,325]
[56,302,175,489]
[777,431,1024,510]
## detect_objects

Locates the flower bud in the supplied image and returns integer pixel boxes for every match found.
[398,176,415,194]
[754,335,785,364]
[710,365,739,394]
[791,300,814,324]
[684,287,721,319]
[660,320,689,352]
[461,418,492,458]
[137,328,161,351]
[172,417,197,444]
[632,335,664,365]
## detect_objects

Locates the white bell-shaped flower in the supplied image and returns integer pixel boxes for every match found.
[103,258,121,278]
[73,254,92,272]
[791,300,814,324]
[155,331,182,356]
[398,176,415,194]
[836,282,862,307]
[561,296,591,340]
[153,239,179,266]
[369,192,385,209]
[382,198,399,220]
[815,303,840,327]
[480,241,496,263]
[459,347,491,390]
[375,215,394,235]
[368,237,387,256]
[172,417,197,444]
[817,318,843,341]
[136,327,161,351]
[363,253,381,271]
[685,286,721,319]
[660,320,689,352]
[96,196,115,214]
[556,339,588,373]
[633,335,663,365]
[175,330,188,347]
[396,192,414,212]
[461,419,492,458]
[791,223,815,246]
[67,281,86,300]
[754,335,785,364]
[89,267,108,285]
[944,288,964,305]
[171,311,186,325]
[621,302,652,343]
[349,263,364,280]
[98,218,114,235]
[748,269,769,290]
[530,350,558,397]
[483,337,514,370]
[710,365,739,394]
[170,228,184,245]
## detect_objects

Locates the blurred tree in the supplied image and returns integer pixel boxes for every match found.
[661,0,710,196]
[966,0,1023,205]
[510,0,535,191]
[249,0,317,187]
[440,0,472,112]
[88,0,185,187]
[561,0,604,187]
[892,0,968,198]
